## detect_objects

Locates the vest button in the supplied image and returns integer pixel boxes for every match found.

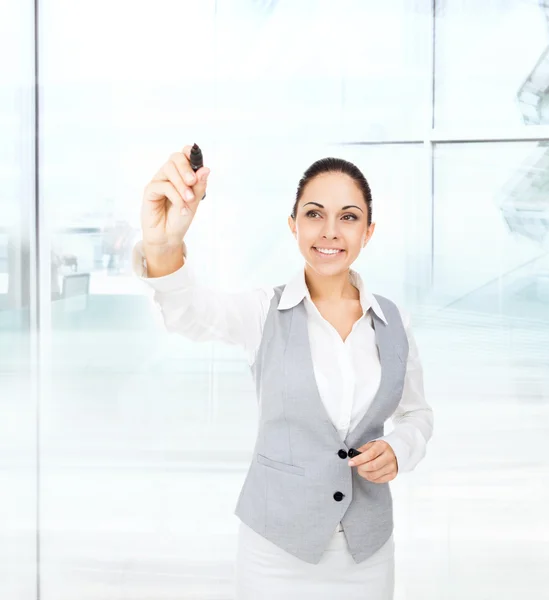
[338,450,348,459]
[333,491,344,502]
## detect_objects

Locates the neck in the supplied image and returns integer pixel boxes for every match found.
[304,264,358,303]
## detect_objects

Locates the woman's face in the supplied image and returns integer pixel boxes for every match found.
[288,172,375,275]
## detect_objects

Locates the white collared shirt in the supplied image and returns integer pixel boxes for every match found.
[133,241,433,474]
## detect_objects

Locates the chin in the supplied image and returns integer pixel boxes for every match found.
[307,254,350,273]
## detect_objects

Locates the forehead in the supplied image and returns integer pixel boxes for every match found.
[301,172,363,202]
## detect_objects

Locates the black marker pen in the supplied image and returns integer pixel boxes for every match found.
[190,142,203,171]
[190,143,206,201]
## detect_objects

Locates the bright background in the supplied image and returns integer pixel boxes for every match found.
[1,1,548,598]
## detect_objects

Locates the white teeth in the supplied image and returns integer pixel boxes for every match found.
[315,247,342,255]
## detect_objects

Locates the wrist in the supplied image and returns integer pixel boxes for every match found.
[143,239,184,254]
[142,241,186,277]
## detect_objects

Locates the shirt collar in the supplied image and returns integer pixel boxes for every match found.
[277,265,388,324]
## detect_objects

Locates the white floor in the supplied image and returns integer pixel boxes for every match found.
[1,308,548,599]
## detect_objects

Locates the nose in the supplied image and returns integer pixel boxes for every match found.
[321,218,342,239]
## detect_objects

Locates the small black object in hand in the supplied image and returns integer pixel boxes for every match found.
[190,143,206,200]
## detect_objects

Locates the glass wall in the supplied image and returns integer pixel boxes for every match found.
[435,0,549,128]
[0,1,37,599]
[2,0,548,599]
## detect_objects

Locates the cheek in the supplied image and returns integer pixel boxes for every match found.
[295,221,316,240]
[301,230,320,248]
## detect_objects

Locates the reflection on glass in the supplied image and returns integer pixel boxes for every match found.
[430,142,549,600]
[213,0,431,141]
[435,0,549,128]
[434,142,549,320]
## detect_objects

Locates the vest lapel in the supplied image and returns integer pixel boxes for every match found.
[283,297,397,449]
[283,299,343,448]
[345,308,393,449]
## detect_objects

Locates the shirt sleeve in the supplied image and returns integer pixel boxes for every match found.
[132,241,274,366]
[375,305,434,474]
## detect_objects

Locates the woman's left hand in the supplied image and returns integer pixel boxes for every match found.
[348,440,398,484]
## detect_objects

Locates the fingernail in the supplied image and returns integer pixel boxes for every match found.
[185,190,194,201]
[348,460,355,467]
[185,173,195,185]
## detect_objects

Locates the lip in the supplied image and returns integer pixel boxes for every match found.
[313,247,345,258]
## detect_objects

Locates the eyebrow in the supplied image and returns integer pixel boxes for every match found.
[302,201,363,213]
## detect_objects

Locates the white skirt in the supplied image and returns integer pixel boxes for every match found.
[235,521,395,599]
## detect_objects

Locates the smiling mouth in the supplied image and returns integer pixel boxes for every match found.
[313,247,345,257]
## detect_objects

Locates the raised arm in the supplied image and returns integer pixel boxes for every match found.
[136,145,273,365]
[133,241,273,364]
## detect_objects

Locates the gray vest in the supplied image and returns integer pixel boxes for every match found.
[234,285,409,565]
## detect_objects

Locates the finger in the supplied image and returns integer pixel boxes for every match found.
[172,152,210,201]
[364,442,385,461]
[179,147,209,198]
[358,465,392,481]
[359,453,390,472]
[349,442,384,466]
[153,151,195,187]
[181,144,193,158]
[368,468,396,483]
[355,440,377,455]
[171,151,198,187]
[144,180,188,213]
[163,160,195,203]
[192,166,210,201]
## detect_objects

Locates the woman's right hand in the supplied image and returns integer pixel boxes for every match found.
[141,145,210,248]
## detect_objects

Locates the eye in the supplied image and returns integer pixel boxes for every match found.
[305,210,358,221]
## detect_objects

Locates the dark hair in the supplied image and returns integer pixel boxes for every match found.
[291,157,372,227]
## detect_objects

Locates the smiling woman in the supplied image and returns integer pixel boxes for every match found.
[135,144,434,599]
[287,157,376,301]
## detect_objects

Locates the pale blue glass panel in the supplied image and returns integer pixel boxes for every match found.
[435,0,549,128]
[0,1,37,599]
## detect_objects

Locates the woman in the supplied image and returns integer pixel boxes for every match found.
[135,145,434,599]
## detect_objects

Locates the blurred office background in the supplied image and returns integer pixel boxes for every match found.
[1,0,548,598]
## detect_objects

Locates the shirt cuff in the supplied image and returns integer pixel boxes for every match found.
[131,240,195,293]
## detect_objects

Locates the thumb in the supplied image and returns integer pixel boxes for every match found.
[357,440,378,453]
[192,167,210,201]
[356,440,384,460]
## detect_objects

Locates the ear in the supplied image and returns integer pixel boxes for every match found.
[363,221,375,247]
[288,215,296,237]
